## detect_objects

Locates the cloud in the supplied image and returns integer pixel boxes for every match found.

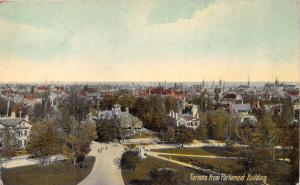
[0,0,298,82]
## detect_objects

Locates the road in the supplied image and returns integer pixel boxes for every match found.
[77,142,125,185]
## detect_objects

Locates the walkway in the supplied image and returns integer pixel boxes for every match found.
[146,151,222,175]
[78,142,125,185]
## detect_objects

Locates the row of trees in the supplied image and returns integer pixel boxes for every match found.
[27,88,98,165]
[27,118,97,165]
[131,96,177,131]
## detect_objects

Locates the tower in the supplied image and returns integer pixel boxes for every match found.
[275,76,279,86]
[247,75,250,87]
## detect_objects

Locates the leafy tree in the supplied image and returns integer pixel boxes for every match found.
[194,125,208,140]
[164,96,177,113]
[96,121,120,142]
[121,151,139,171]
[235,124,264,173]
[27,121,61,165]
[163,127,175,142]
[62,117,97,164]
[1,130,17,158]
[256,114,276,161]
[205,109,235,142]
[175,126,194,147]
[288,127,299,184]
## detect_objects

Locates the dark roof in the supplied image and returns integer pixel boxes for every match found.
[224,93,236,99]
[0,118,27,127]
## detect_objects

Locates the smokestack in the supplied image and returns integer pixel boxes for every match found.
[6,97,10,117]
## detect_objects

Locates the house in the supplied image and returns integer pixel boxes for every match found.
[236,112,257,126]
[0,112,31,149]
[264,104,283,116]
[88,104,143,137]
[234,103,257,126]
[165,110,200,130]
[221,93,243,105]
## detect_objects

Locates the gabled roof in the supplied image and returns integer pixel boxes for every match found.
[234,103,251,112]
[0,118,28,127]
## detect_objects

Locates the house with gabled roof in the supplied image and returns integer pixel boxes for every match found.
[0,112,31,149]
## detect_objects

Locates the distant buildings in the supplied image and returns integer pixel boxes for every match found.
[145,84,186,99]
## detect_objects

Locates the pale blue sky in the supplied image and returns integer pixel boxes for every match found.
[0,0,299,82]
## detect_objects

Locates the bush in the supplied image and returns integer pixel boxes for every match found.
[121,151,139,170]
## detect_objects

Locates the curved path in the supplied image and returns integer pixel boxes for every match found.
[78,142,125,185]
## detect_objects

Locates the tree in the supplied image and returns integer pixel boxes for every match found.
[96,121,120,142]
[1,130,17,158]
[62,117,97,164]
[27,121,61,165]
[288,127,299,184]
[194,125,208,140]
[164,127,175,142]
[164,96,177,113]
[256,114,276,161]
[175,126,194,148]
[121,151,139,171]
[235,123,261,172]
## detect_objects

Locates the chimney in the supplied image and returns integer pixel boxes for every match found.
[11,112,16,118]
[25,115,29,122]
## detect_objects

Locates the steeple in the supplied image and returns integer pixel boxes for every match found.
[247,75,250,87]
[275,76,279,86]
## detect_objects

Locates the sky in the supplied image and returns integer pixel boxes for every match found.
[0,0,299,82]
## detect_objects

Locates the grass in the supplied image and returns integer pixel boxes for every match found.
[122,156,238,185]
[152,147,288,160]
[159,155,291,185]
[127,133,152,139]
[2,157,95,185]
[161,155,244,174]
[16,150,29,156]
[152,146,241,157]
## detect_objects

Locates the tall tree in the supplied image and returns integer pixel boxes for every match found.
[175,126,194,148]
[1,129,17,158]
[27,121,61,165]
[62,117,97,164]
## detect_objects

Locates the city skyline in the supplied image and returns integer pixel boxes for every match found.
[0,0,299,82]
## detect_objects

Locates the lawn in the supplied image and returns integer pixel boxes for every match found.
[159,155,291,185]
[122,156,239,185]
[160,155,244,174]
[2,157,95,185]
[152,146,241,157]
[152,147,288,159]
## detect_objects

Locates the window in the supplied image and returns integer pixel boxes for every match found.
[0,132,2,138]
[18,140,22,147]
[24,130,28,136]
